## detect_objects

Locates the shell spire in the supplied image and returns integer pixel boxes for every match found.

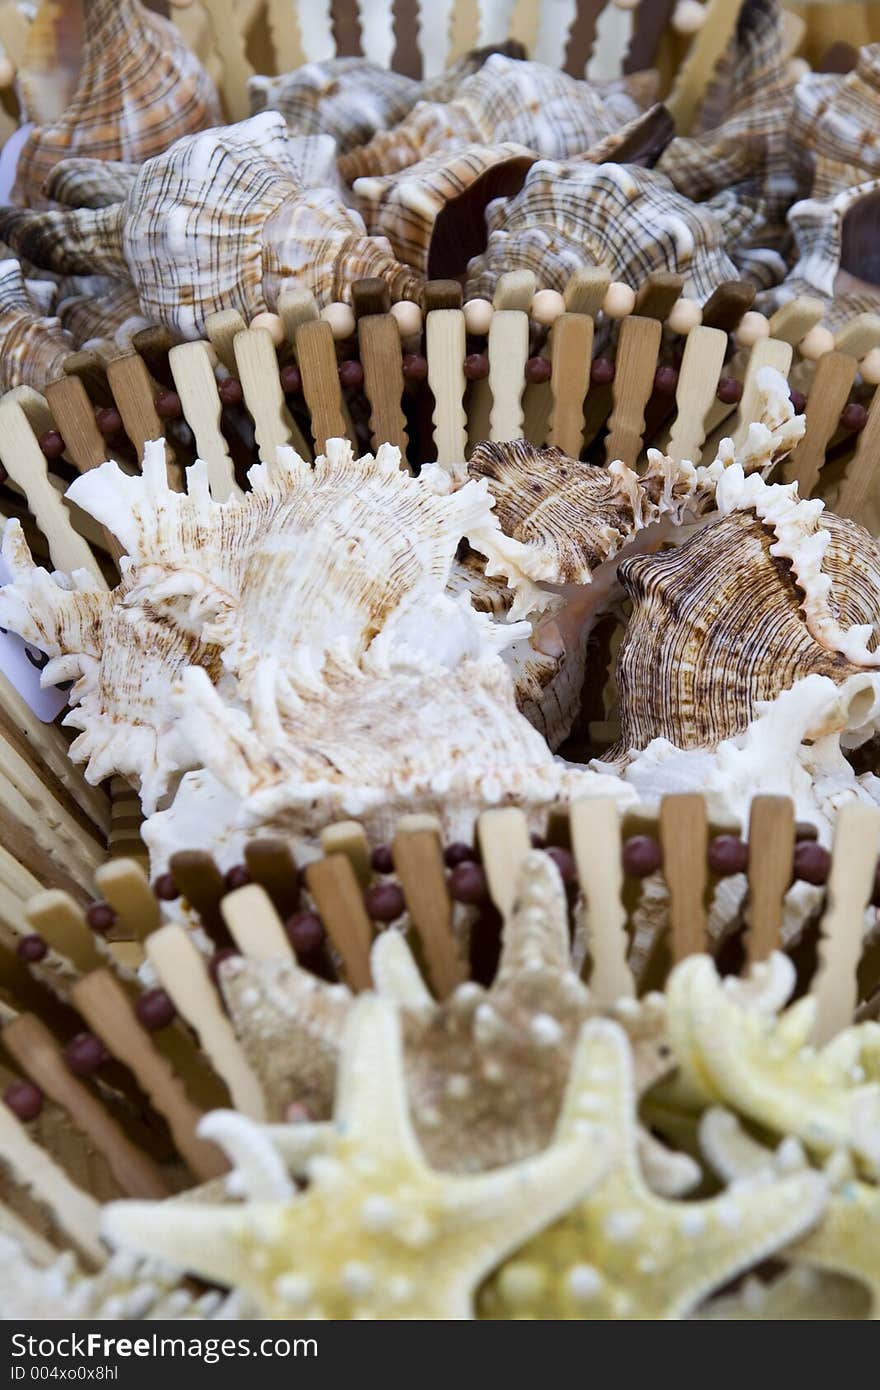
[0,204,127,280]
[0,258,75,390]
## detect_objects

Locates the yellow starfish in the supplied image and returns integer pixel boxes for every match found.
[102,995,614,1319]
[479,1020,826,1320]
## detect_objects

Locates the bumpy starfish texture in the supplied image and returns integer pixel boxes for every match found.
[663,955,880,1177]
[102,996,614,1319]
[696,1268,871,1320]
[702,1108,880,1319]
[478,1019,826,1320]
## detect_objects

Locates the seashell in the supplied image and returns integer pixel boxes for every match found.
[611,466,880,761]
[0,114,423,338]
[338,54,646,183]
[12,0,222,209]
[0,437,630,872]
[782,180,880,310]
[0,257,74,391]
[352,142,534,275]
[55,274,154,352]
[464,160,742,304]
[789,44,880,201]
[43,157,139,209]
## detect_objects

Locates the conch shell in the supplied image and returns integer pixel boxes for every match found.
[12,0,221,208]
[56,274,153,352]
[0,257,73,390]
[338,54,646,182]
[0,114,423,339]
[464,160,742,303]
[0,438,629,870]
[612,467,880,760]
[790,44,880,200]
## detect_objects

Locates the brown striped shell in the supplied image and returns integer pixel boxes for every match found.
[12,0,221,209]
[55,275,153,352]
[790,45,880,200]
[249,58,418,152]
[0,114,423,339]
[0,258,73,390]
[338,54,646,183]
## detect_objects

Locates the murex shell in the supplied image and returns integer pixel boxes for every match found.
[0,113,422,338]
[0,438,629,870]
[338,55,645,183]
[0,257,73,391]
[789,44,880,201]
[12,0,221,209]
[464,160,741,303]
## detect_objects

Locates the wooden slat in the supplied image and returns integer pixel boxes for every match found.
[547,313,593,457]
[745,795,795,964]
[488,309,529,442]
[667,0,742,134]
[220,884,294,962]
[319,822,370,890]
[634,272,683,323]
[392,827,465,998]
[0,1103,104,1265]
[44,376,105,474]
[426,307,467,465]
[331,0,363,55]
[834,382,880,531]
[304,853,372,990]
[359,312,408,457]
[661,794,708,961]
[24,891,103,974]
[666,325,728,465]
[783,351,858,496]
[812,802,880,1043]
[562,0,605,76]
[570,798,634,1002]
[296,319,348,454]
[729,337,794,451]
[477,807,531,923]
[701,280,755,334]
[234,326,311,461]
[93,858,159,942]
[205,309,248,373]
[604,315,662,467]
[168,342,240,500]
[106,353,181,487]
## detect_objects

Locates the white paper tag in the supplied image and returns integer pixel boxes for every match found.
[0,557,69,722]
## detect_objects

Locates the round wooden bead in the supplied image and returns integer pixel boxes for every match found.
[463,298,493,335]
[320,302,356,340]
[612,0,640,9]
[602,281,636,319]
[734,311,770,348]
[672,0,706,34]
[390,300,422,338]
[798,325,835,361]
[250,311,285,347]
[530,288,566,327]
[666,297,702,335]
[860,347,880,385]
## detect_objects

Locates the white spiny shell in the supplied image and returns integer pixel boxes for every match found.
[0,114,422,339]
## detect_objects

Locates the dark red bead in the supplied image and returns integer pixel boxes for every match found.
[370,844,394,874]
[708,835,749,877]
[716,377,743,405]
[223,864,250,891]
[64,1033,107,1075]
[95,406,124,439]
[789,389,807,415]
[209,947,240,983]
[218,377,244,406]
[280,363,302,394]
[793,841,831,886]
[16,933,47,962]
[284,911,324,958]
[444,841,479,868]
[338,359,364,389]
[3,1080,43,1121]
[795,821,819,842]
[840,401,868,433]
[365,882,406,922]
[448,861,489,905]
[136,988,176,1031]
[872,864,880,909]
[590,357,615,386]
[546,845,577,886]
[152,872,179,901]
[38,429,66,459]
[525,355,552,384]
[653,365,679,395]
[402,353,428,382]
[85,901,116,935]
[154,389,182,420]
[464,352,489,381]
[622,835,662,878]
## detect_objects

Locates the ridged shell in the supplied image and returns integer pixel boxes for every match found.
[12,0,222,209]
[0,114,423,339]
[0,257,74,390]
[352,142,534,275]
[782,181,880,306]
[55,274,153,352]
[338,54,645,183]
[464,160,741,303]
[790,45,880,200]
[612,469,880,758]
[0,437,628,871]
[44,157,139,210]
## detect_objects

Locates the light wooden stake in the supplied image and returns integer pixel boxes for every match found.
[106,353,181,487]
[296,319,348,454]
[745,795,795,964]
[233,326,310,461]
[0,1103,104,1265]
[660,794,708,962]
[319,821,371,890]
[168,342,240,500]
[93,858,160,943]
[304,854,372,990]
[220,884,294,963]
[604,315,662,467]
[392,827,465,998]
[425,282,467,466]
[812,802,880,1044]
[666,325,728,465]
[477,807,531,923]
[570,798,634,1002]
[783,351,858,495]
[548,312,593,457]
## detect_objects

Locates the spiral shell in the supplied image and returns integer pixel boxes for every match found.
[790,45,880,201]
[0,257,73,390]
[782,181,880,307]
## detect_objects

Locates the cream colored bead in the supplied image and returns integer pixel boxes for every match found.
[612,0,640,9]
[666,297,702,335]
[530,288,566,327]
[787,57,810,84]
[389,300,422,338]
[602,281,636,319]
[463,298,493,335]
[860,347,880,385]
[734,311,770,348]
[672,0,706,35]
[320,302,356,340]
[798,324,835,361]
[250,311,285,348]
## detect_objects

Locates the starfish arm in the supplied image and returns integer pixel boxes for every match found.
[790,1184,880,1317]
[333,996,423,1162]
[495,852,571,985]
[637,1128,701,1197]
[371,931,434,1010]
[101,1201,260,1291]
[266,1121,335,1175]
[197,1111,294,1199]
[555,1018,636,1155]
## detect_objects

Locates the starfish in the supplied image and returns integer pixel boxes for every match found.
[696,1268,871,1320]
[478,1019,826,1320]
[661,954,880,1177]
[701,1108,880,1319]
[101,995,614,1319]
